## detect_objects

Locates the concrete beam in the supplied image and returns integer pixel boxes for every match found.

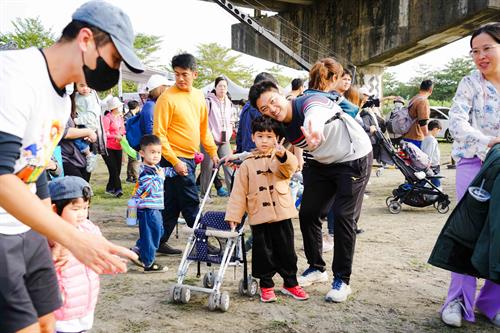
[200,0,314,12]
[230,0,500,69]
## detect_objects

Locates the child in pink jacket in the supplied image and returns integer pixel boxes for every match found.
[102,96,126,197]
[49,176,101,333]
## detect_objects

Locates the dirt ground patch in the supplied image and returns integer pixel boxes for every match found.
[88,145,494,333]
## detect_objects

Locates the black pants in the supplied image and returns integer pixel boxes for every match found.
[251,219,298,288]
[300,153,372,284]
[102,149,122,193]
[160,158,199,244]
[0,230,61,333]
[62,162,90,182]
[196,173,223,190]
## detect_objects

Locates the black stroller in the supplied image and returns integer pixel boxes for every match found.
[168,162,258,312]
[374,131,451,214]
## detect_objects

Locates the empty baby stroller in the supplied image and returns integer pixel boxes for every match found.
[168,163,257,312]
[374,131,451,214]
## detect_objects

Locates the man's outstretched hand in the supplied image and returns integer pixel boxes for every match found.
[300,119,324,150]
[66,233,138,274]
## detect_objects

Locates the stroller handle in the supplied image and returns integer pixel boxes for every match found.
[216,157,242,169]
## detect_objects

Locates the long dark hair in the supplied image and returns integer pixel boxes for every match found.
[470,22,500,47]
[211,76,232,100]
[70,83,78,119]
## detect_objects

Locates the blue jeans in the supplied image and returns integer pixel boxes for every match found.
[138,209,164,267]
[73,138,89,154]
[160,157,199,244]
[430,165,441,187]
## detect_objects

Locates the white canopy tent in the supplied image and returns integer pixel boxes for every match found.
[120,66,249,101]
[201,76,249,101]
[119,65,174,96]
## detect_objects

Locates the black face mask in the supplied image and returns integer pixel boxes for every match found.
[82,50,120,92]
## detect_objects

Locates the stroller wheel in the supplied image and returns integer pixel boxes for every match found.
[238,279,247,296]
[388,201,402,214]
[167,285,175,303]
[219,291,230,312]
[180,287,191,304]
[436,202,450,214]
[203,272,215,289]
[208,292,219,311]
[247,278,259,297]
[386,196,396,207]
[238,276,258,297]
[169,284,181,303]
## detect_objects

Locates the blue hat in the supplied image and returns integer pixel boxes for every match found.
[49,176,94,201]
[72,0,144,73]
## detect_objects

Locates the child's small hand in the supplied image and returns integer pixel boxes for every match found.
[274,137,286,158]
[52,242,70,270]
[157,167,165,178]
[46,159,58,171]
[227,221,237,231]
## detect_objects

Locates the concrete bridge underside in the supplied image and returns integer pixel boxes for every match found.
[226,0,499,69]
[202,0,499,95]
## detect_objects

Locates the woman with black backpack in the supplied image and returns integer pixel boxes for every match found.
[248,58,373,304]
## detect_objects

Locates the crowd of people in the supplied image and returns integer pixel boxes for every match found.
[0,0,498,331]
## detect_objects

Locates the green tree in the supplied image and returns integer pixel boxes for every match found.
[382,71,416,101]
[103,33,166,97]
[266,65,293,88]
[382,71,399,96]
[432,56,475,101]
[408,63,434,89]
[0,17,55,49]
[133,33,162,65]
[195,43,254,88]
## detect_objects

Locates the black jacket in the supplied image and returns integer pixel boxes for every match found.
[428,144,500,283]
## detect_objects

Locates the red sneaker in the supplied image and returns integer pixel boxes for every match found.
[281,285,309,300]
[260,287,277,303]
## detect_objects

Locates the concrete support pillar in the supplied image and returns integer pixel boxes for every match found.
[357,65,385,98]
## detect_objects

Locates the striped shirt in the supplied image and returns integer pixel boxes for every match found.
[285,94,372,164]
[134,165,165,210]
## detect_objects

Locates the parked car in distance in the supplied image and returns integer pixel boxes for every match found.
[430,106,453,143]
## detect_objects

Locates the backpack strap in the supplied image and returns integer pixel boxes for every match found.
[325,112,342,124]
[407,95,427,118]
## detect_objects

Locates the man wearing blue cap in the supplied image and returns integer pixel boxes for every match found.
[0,2,143,332]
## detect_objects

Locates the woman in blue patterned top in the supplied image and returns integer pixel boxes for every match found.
[441,22,500,328]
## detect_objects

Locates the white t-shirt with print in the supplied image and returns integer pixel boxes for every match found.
[0,47,70,235]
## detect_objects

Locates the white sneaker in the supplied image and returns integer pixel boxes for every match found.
[325,278,352,303]
[441,298,463,327]
[297,268,328,287]
[86,153,98,173]
[322,233,333,253]
[491,313,500,327]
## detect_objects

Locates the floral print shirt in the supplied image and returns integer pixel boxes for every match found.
[450,70,500,162]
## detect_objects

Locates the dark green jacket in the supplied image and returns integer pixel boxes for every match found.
[428,144,500,283]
